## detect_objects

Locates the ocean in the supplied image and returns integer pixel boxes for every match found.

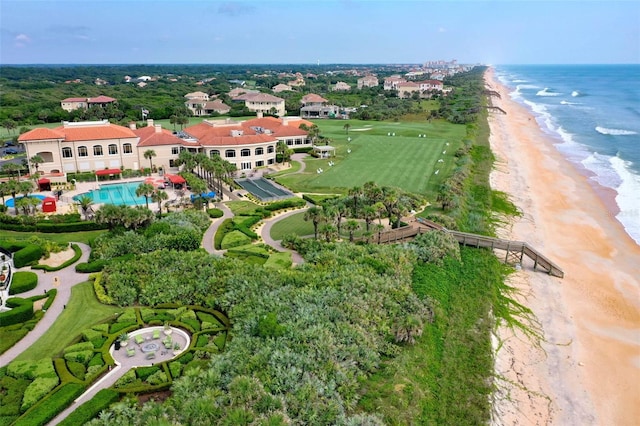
[495,65,640,246]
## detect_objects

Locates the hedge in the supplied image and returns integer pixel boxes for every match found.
[8,271,38,295]
[42,289,56,311]
[264,197,306,211]
[21,376,60,412]
[57,388,119,426]
[12,245,44,268]
[92,273,114,305]
[207,208,224,218]
[13,383,85,426]
[221,230,252,250]
[214,218,234,250]
[32,244,82,272]
[63,341,94,355]
[0,297,34,326]
[6,359,56,381]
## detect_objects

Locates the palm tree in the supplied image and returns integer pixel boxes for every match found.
[362,205,377,232]
[348,186,362,217]
[276,141,291,164]
[0,181,9,206]
[2,162,23,181]
[152,190,169,218]
[343,123,351,135]
[303,206,323,240]
[169,114,179,130]
[76,195,94,219]
[344,219,360,242]
[29,155,44,175]
[305,124,320,146]
[143,149,157,172]
[135,182,156,209]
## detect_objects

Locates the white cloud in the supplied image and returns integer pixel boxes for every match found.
[438,27,447,33]
[15,34,31,42]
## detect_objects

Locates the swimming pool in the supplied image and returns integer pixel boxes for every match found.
[5,194,46,207]
[73,181,149,206]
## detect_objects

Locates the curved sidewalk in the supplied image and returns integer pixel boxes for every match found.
[259,208,308,265]
[0,242,92,367]
[200,202,235,256]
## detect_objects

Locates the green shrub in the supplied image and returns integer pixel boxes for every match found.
[63,350,94,365]
[66,361,86,381]
[221,230,252,249]
[75,259,107,273]
[214,218,234,250]
[195,334,208,347]
[263,252,292,270]
[114,370,136,388]
[213,332,227,351]
[6,359,56,380]
[109,321,136,334]
[42,289,56,311]
[196,311,222,326]
[85,365,104,382]
[177,352,194,364]
[53,358,77,385]
[136,366,160,381]
[207,208,224,218]
[8,271,38,295]
[146,370,168,386]
[0,297,33,326]
[13,383,84,426]
[12,245,44,268]
[92,272,114,305]
[88,353,104,368]
[264,197,306,211]
[57,388,119,426]
[91,323,109,333]
[21,376,60,412]
[63,341,94,354]
[90,337,106,348]
[116,310,136,323]
[168,361,182,379]
[0,374,29,418]
[81,328,103,342]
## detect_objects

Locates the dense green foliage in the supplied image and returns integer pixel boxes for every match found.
[12,383,85,426]
[8,271,38,295]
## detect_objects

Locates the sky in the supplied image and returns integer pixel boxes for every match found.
[1,0,638,65]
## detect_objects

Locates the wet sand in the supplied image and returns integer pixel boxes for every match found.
[486,68,640,425]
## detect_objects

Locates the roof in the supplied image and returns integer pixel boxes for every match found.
[134,126,185,147]
[88,96,117,103]
[165,174,186,184]
[20,122,137,143]
[301,94,328,104]
[61,97,87,103]
[95,168,122,176]
[242,93,284,103]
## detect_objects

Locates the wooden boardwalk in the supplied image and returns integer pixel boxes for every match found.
[355,218,564,278]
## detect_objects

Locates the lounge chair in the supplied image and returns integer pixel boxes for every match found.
[163,337,173,349]
[152,330,160,339]
[134,335,145,345]
[126,347,136,357]
[146,351,156,360]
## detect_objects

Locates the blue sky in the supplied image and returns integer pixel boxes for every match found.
[1,0,638,65]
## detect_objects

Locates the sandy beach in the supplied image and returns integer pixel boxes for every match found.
[486,68,640,425]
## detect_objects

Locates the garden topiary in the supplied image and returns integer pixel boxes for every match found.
[8,272,38,295]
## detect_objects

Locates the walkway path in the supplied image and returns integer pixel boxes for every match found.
[201,202,235,256]
[0,242,92,367]
[258,208,308,265]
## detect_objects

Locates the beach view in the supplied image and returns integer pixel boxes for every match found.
[1,1,638,425]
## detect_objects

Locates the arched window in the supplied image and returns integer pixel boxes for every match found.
[108,144,118,155]
[78,146,88,157]
[123,143,132,154]
[62,147,73,158]
[241,149,251,157]
[210,150,220,157]
[225,149,236,158]
[267,145,275,153]
[255,147,264,156]
[93,145,103,156]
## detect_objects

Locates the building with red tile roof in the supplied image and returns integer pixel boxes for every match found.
[60,95,117,112]
[300,94,341,119]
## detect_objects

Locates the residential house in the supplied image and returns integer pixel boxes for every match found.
[185,99,231,116]
[397,81,420,98]
[60,96,117,112]
[357,75,379,89]
[229,88,259,99]
[272,83,292,93]
[300,94,341,119]
[332,82,351,91]
[234,93,286,117]
[417,80,444,92]
[383,76,406,91]
[184,91,210,101]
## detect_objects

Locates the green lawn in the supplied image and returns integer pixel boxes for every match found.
[15,282,122,361]
[269,211,314,240]
[0,230,106,245]
[275,119,466,198]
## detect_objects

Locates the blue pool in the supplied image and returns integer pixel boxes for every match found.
[73,181,149,206]
[5,194,46,207]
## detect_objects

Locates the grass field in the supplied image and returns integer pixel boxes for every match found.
[15,282,122,361]
[275,119,466,197]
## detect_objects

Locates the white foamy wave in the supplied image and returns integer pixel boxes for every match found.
[560,100,581,105]
[571,90,581,97]
[610,156,640,245]
[513,79,528,83]
[582,152,623,188]
[536,88,562,97]
[595,126,638,136]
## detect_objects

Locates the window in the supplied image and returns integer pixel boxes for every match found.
[93,145,103,156]
[62,147,73,158]
[78,146,88,157]
[295,138,303,145]
[210,150,220,157]
[108,144,118,155]
[267,145,275,154]
[256,160,264,167]
[286,140,293,146]
[225,149,236,158]
[123,143,132,154]
[241,162,251,170]
[255,147,264,156]
[241,149,250,157]
[268,158,275,165]
[169,159,176,167]
[171,147,180,155]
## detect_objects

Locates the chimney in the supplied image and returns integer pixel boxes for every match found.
[282,117,288,126]
[147,119,154,127]
[129,122,136,130]
[155,124,162,134]
[257,111,263,119]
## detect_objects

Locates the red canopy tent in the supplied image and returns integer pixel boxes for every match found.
[37,178,51,191]
[165,174,186,185]
[41,197,57,213]
[95,168,122,176]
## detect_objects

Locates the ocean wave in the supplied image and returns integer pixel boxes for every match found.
[611,156,640,246]
[571,90,581,97]
[560,100,581,105]
[595,126,638,136]
[536,88,561,97]
[513,79,528,83]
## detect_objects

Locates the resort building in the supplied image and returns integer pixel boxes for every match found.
[332,82,351,91]
[60,95,117,112]
[233,93,286,117]
[18,116,311,176]
[397,81,420,98]
[300,94,341,119]
[383,76,405,91]
[357,75,379,89]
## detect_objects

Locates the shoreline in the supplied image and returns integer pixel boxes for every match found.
[486,67,640,425]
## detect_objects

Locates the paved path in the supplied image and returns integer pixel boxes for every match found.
[0,242,92,367]
[259,208,309,265]
[200,202,235,256]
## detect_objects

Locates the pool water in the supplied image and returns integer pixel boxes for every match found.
[73,181,149,206]
[5,194,46,207]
